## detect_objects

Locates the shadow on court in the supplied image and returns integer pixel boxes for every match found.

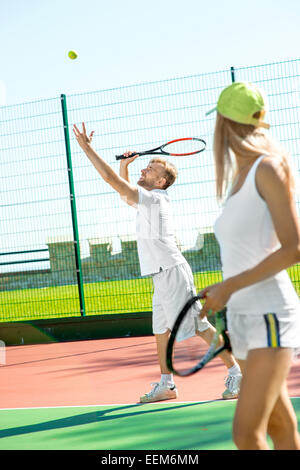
[1,399,299,450]
[0,401,237,450]
[0,403,198,438]
[3,341,155,369]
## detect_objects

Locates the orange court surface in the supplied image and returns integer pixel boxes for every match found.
[1,335,299,409]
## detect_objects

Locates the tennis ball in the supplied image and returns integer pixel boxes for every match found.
[68,50,78,60]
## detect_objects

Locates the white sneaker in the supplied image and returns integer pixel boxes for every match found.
[140,382,178,403]
[222,374,242,400]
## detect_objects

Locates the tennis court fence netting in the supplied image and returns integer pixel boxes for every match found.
[0,58,299,322]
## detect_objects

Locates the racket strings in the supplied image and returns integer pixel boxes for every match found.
[172,334,211,375]
[163,138,205,156]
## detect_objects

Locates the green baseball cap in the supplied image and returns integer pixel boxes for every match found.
[206,81,270,129]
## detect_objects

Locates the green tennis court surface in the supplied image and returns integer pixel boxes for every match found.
[0,398,299,450]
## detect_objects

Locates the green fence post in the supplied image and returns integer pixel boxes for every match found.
[60,94,86,317]
[230,66,235,83]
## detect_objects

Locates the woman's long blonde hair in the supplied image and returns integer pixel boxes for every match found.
[213,112,296,200]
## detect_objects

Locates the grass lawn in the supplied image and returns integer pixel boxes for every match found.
[0,268,299,322]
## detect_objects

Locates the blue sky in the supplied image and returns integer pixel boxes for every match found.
[1,0,300,106]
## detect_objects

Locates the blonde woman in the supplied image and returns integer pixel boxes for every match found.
[200,82,300,450]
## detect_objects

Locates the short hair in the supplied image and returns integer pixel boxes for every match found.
[150,157,178,189]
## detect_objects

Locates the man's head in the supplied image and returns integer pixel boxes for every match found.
[137,157,178,190]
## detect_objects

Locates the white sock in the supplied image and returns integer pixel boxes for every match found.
[228,364,241,376]
[160,374,174,387]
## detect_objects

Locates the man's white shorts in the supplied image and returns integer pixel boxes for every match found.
[152,262,211,340]
[227,310,300,360]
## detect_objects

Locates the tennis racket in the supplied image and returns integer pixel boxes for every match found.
[115,137,206,160]
[166,296,231,376]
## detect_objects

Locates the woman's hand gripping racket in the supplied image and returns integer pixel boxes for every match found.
[166,296,231,376]
[115,137,206,160]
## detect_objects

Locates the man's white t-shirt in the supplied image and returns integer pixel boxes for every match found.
[136,186,186,276]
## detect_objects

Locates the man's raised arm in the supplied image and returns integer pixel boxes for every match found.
[73,123,138,207]
[119,152,139,183]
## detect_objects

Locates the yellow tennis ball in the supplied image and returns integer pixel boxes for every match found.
[68,50,78,60]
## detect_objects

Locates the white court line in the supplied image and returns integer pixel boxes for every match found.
[1,396,299,412]
[0,399,222,411]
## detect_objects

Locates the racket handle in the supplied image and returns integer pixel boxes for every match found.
[115,152,139,160]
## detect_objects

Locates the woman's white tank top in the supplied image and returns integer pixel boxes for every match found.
[214,155,300,315]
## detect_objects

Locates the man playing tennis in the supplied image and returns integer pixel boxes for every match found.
[73,123,242,403]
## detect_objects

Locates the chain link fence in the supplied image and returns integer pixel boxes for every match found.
[1,59,299,321]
